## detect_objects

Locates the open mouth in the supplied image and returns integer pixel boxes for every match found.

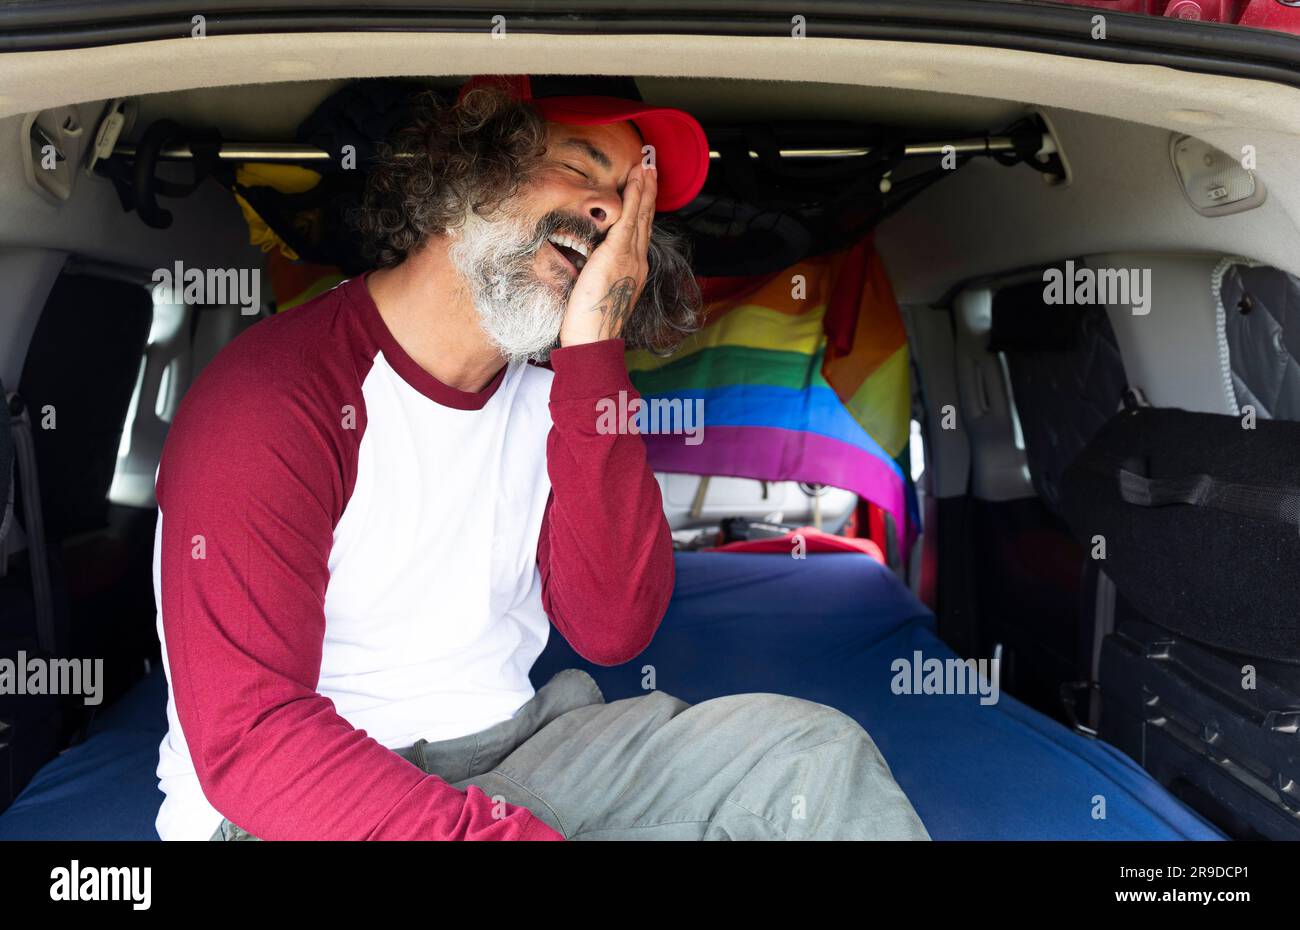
[545,233,591,276]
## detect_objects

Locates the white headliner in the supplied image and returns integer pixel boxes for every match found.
[1,31,1297,304]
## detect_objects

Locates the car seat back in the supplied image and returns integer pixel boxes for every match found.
[1060,404,1300,839]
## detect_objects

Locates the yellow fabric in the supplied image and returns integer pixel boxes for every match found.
[232,163,324,262]
[278,273,346,313]
[626,302,829,373]
[842,344,910,459]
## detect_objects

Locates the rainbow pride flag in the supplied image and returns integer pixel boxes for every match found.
[626,237,916,554]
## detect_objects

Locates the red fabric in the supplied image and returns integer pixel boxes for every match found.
[842,507,859,539]
[697,274,773,304]
[266,249,341,309]
[538,340,675,665]
[868,503,888,555]
[707,527,884,564]
[822,238,871,357]
[156,277,671,840]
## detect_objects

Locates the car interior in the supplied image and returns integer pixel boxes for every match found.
[2,24,1299,843]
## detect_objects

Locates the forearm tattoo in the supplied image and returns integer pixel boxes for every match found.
[590,276,638,335]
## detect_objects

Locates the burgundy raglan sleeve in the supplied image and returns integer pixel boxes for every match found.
[537,338,675,666]
[156,342,561,841]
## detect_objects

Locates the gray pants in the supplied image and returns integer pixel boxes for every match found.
[213,669,929,841]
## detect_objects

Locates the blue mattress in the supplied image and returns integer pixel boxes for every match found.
[0,552,1223,840]
[529,552,1224,841]
[0,661,168,840]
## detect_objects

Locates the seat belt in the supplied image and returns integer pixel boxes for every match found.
[5,392,57,655]
[0,393,12,578]
[0,470,12,574]
[1088,568,1116,730]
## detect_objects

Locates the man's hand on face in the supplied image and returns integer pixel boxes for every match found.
[557,162,657,348]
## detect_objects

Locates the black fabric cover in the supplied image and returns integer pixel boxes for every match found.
[1060,406,1300,663]
[990,279,1128,516]
[1221,263,1300,421]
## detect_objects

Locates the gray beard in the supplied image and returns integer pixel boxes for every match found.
[447,210,571,364]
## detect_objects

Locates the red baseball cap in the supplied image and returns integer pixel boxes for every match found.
[457,74,709,213]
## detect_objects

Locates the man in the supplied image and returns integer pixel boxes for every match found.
[153,74,928,841]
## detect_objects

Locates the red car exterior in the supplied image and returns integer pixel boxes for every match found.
[1045,0,1300,33]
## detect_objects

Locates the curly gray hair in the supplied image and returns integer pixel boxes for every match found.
[353,86,702,355]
